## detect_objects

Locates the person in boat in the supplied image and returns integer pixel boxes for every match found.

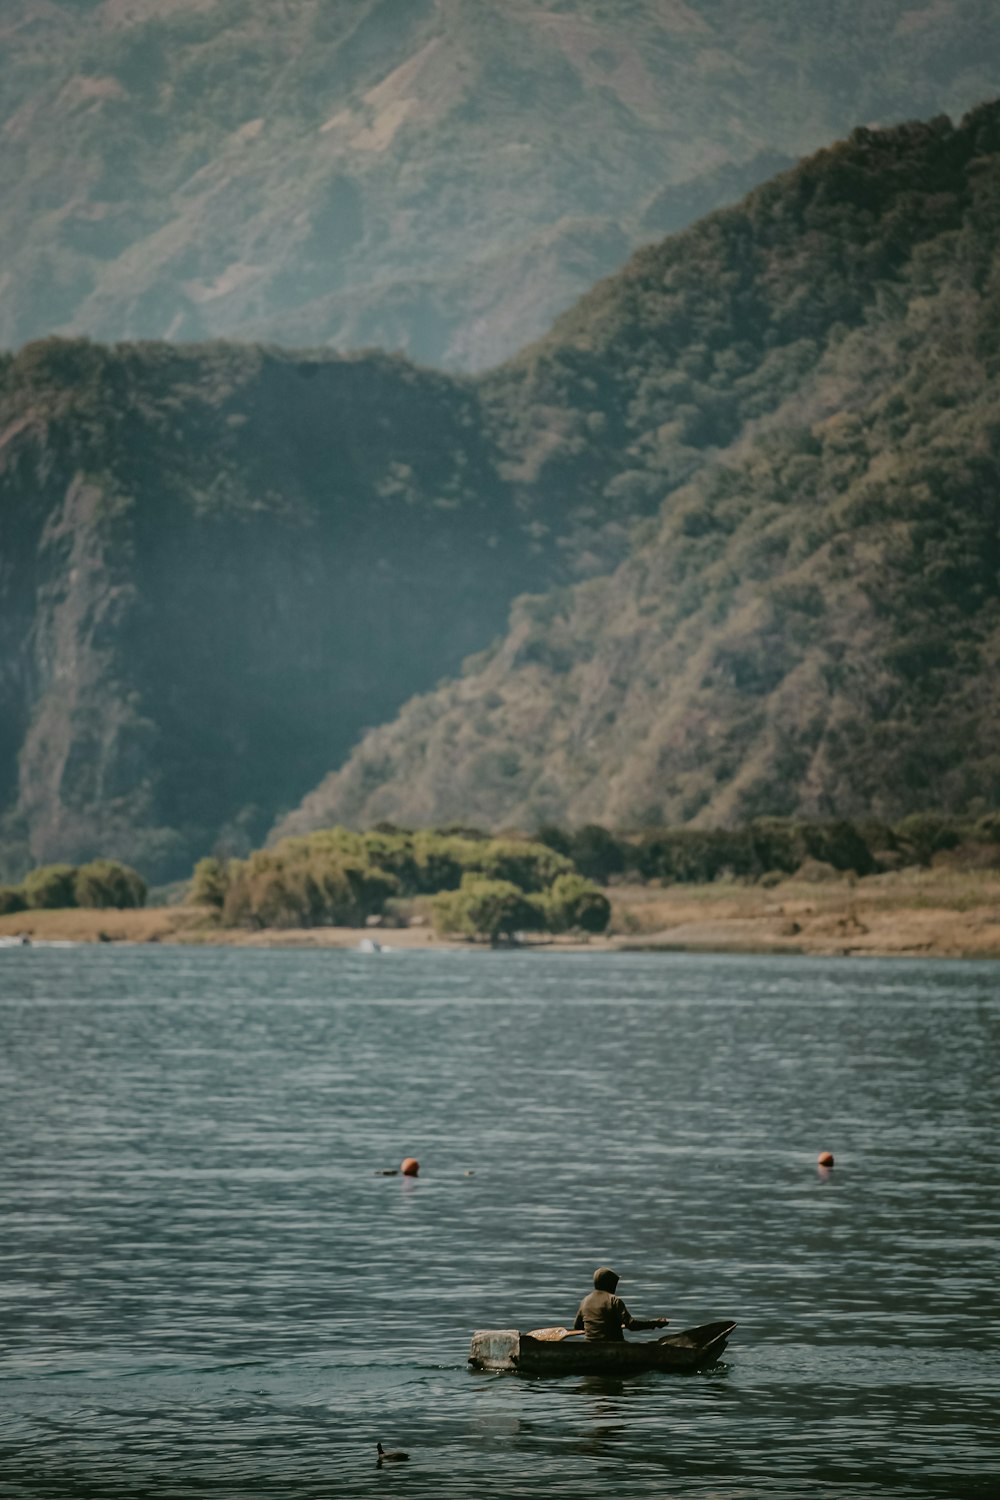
[573,1266,670,1341]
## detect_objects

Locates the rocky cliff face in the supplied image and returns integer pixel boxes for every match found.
[0,339,558,878]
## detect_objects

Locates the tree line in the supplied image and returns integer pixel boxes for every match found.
[191,827,611,942]
[533,813,1000,884]
[0,860,147,915]
[6,812,994,937]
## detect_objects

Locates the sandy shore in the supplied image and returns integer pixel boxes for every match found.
[0,906,450,948]
[3,868,1000,958]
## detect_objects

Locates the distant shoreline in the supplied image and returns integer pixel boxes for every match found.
[4,869,1000,959]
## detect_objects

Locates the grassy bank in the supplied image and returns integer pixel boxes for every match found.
[608,869,1000,958]
[4,869,1000,957]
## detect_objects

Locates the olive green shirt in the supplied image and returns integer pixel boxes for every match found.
[574,1289,640,1341]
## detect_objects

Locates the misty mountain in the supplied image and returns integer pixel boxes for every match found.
[5,103,1000,880]
[4,1,1000,368]
[279,103,1000,836]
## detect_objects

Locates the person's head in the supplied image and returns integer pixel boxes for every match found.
[593,1265,619,1292]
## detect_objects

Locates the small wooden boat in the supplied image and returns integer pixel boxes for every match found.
[468,1319,736,1375]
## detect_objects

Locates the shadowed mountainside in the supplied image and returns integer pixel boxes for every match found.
[0,339,575,878]
[4,1,1000,368]
[279,104,1000,835]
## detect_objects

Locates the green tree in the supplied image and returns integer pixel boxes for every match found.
[973,813,1000,843]
[432,876,544,944]
[190,856,229,908]
[893,812,963,865]
[544,872,611,933]
[635,828,755,883]
[0,885,27,915]
[535,823,573,857]
[568,825,625,882]
[411,833,468,893]
[472,838,573,892]
[74,859,147,909]
[23,864,78,909]
[221,847,397,929]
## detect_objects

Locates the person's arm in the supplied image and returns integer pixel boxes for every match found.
[621,1302,669,1331]
[573,1306,584,1331]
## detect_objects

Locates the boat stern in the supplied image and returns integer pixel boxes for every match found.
[468,1329,521,1371]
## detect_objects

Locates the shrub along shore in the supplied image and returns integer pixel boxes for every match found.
[190,827,611,942]
[4,867,1000,958]
[0,859,146,916]
[3,816,1000,956]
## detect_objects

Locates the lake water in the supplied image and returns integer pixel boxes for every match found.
[0,948,997,1499]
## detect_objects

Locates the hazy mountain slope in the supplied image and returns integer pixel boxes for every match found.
[4,1,1000,368]
[0,338,569,879]
[279,104,1000,834]
[7,104,1000,879]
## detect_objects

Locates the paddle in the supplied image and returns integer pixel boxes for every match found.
[525,1325,586,1341]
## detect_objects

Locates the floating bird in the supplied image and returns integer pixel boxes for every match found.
[376,1441,409,1464]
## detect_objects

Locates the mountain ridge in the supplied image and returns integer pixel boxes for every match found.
[4,103,1000,878]
[277,102,1000,836]
[4,0,1000,368]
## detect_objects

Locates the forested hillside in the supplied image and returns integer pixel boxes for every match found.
[280,104,1000,835]
[3,0,1000,368]
[5,104,1000,879]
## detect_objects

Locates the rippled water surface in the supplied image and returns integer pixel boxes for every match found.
[1,947,998,1498]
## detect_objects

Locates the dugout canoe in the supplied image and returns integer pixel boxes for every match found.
[468,1319,736,1375]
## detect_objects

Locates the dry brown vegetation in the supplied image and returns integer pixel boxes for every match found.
[6,870,1000,959]
[609,871,1000,958]
[0,906,209,945]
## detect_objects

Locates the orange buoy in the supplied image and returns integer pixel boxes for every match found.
[400,1157,420,1177]
[817,1150,835,1167]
